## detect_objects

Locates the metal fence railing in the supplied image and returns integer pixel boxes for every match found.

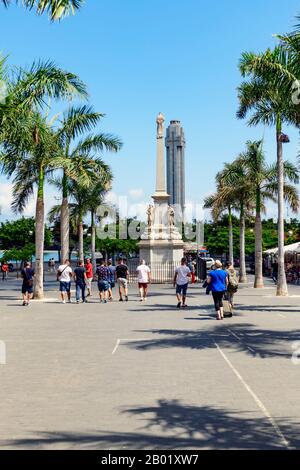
[127,261,182,284]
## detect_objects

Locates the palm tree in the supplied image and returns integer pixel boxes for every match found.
[2,0,84,20]
[205,161,253,283]
[218,161,254,283]
[238,48,300,294]
[204,184,236,266]
[0,61,88,298]
[55,105,122,262]
[0,114,69,298]
[49,158,112,262]
[238,141,277,289]
[84,169,113,275]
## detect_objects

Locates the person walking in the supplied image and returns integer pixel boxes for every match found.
[96,260,110,303]
[188,258,196,284]
[207,260,228,320]
[74,260,87,304]
[1,261,9,281]
[107,259,116,301]
[225,262,238,308]
[85,258,93,297]
[272,260,278,285]
[173,257,191,308]
[50,258,56,273]
[115,258,129,302]
[57,259,73,304]
[21,261,35,306]
[136,260,151,301]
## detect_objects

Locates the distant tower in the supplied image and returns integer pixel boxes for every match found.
[165,120,186,211]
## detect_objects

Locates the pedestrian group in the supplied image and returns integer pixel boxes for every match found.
[20,256,238,319]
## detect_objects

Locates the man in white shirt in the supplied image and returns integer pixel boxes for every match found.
[57,259,73,303]
[173,257,191,308]
[136,260,151,301]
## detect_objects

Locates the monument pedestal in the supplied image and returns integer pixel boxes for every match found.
[139,238,184,265]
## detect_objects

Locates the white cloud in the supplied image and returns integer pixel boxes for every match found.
[0,182,13,218]
[128,188,144,200]
[0,181,59,222]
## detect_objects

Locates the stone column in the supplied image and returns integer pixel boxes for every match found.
[154,113,169,198]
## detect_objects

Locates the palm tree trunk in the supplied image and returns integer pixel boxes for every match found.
[91,210,97,279]
[239,202,247,283]
[78,214,84,261]
[254,188,264,288]
[276,115,288,296]
[33,167,45,299]
[228,205,234,265]
[60,171,69,262]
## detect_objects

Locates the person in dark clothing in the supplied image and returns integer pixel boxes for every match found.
[115,258,129,301]
[272,260,278,284]
[96,260,110,303]
[74,260,87,304]
[21,261,35,306]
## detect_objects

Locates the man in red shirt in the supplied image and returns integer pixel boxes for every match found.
[85,258,93,297]
[1,261,9,281]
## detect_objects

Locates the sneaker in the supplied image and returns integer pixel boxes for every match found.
[22,301,26,306]
[119,298,123,302]
[62,300,66,304]
[125,296,129,302]
[140,298,143,302]
[76,300,79,304]
[104,299,107,304]
[177,302,181,309]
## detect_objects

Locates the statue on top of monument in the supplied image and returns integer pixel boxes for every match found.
[156,112,165,138]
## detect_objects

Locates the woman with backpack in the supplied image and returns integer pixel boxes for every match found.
[226,262,239,308]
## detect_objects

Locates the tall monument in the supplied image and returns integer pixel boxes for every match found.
[166,120,185,211]
[139,113,184,266]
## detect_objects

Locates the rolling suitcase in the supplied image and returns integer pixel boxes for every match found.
[223,293,233,318]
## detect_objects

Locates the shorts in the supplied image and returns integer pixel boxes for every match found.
[98,280,109,292]
[138,282,148,289]
[22,283,33,294]
[86,278,93,289]
[117,278,128,288]
[60,281,71,293]
[176,283,188,296]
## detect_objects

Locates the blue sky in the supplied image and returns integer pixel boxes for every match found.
[1,0,300,221]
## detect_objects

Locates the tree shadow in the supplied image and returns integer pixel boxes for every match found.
[2,400,299,449]
[123,324,300,359]
[236,305,300,313]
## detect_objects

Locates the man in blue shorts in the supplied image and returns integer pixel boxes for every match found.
[173,258,191,308]
[21,261,35,306]
[57,259,73,304]
[96,260,110,303]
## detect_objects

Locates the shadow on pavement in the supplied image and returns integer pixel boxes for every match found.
[2,400,299,449]
[124,324,300,359]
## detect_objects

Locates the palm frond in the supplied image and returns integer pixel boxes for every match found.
[72,133,123,157]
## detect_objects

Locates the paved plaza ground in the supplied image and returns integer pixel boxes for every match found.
[0,275,300,450]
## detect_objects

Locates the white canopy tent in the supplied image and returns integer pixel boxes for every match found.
[264,243,300,255]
